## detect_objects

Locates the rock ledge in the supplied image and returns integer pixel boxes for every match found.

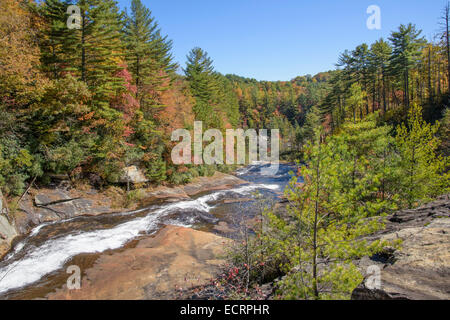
[352,195,450,300]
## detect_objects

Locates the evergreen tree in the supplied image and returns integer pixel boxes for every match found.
[266,121,392,300]
[299,105,322,146]
[184,47,221,127]
[369,39,392,114]
[216,74,240,127]
[88,0,125,109]
[352,44,371,115]
[123,0,176,110]
[39,0,72,79]
[389,24,426,109]
[395,104,449,208]
[64,0,125,110]
[184,47,217,101]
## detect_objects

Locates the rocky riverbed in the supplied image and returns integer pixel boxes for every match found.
[0,166,448,300]
[0,164,291,299]
[0,171,247,258]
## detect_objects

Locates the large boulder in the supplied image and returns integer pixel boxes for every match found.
[34,190,72,206]
[33,189,111,221]
[0,191,17,257]
[0,216,17,258]
[15,189,114,234]
[120,166,148,184]
[352,195,450,300]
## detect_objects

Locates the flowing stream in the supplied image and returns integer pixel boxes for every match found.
[0,163,296,299]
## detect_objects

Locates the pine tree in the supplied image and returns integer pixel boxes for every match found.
[346,83,367,122]
[389,24,426,110]
[395,104,449,208]
[63,0,125,111]
[352,44,371,115]
[266,121,391,300]
[184,47,221,127]
[184,47,217,101]
[332,114,399,214]
[39,0,72,79]
[299,105,322,146]
[123,0,176,110]
[369,39,392,114]
[88,0,125,110]
[322,71,346,129]
[216,74,240,127]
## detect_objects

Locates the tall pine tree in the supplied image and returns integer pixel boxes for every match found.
[389,24,426,110]
[123,0,176,111]
[184,47,221,127]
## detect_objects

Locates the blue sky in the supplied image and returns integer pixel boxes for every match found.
[117,0,447,81]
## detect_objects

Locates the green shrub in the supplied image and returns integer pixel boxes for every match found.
[168,171,193,185]
[0,137,37,196]
[188,167,200,178]
[124,189,147,208]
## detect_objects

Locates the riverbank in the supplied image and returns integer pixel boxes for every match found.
[0,171,247,258]
[0,163,290,299]
[13,194,449,300]
[0,166,448,300]
[176,194,450,300]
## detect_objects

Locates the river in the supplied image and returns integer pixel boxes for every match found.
[0,163,297,299]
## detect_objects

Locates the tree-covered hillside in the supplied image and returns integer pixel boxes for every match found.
[0,0,318,195]
[0,0,448,202]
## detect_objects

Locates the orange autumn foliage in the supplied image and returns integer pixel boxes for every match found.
[157,79,195,134]
[0,0,47,105]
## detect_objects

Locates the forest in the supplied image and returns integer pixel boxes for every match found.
[0,0,449,300]
[0,0,332,195]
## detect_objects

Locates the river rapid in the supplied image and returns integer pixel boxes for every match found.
[0,163,297,299]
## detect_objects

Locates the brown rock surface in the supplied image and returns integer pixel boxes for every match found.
[138,171,247,205]
[352,195,450,300]
[13,171,246,235]
[139,186,190,206]
[0,190,17,258]
[181,172,246,196]
[46,225,229,300]
[15,188,114,235]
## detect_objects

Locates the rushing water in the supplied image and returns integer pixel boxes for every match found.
[0,163,297,299]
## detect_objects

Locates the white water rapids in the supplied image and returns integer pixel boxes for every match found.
[0,183,280,294]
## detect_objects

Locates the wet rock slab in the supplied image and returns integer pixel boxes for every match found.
[139,172,247,205]
[46,225,230,300]
[15,189,114,234]
[34,190,73,206]
[181,172,247,196]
